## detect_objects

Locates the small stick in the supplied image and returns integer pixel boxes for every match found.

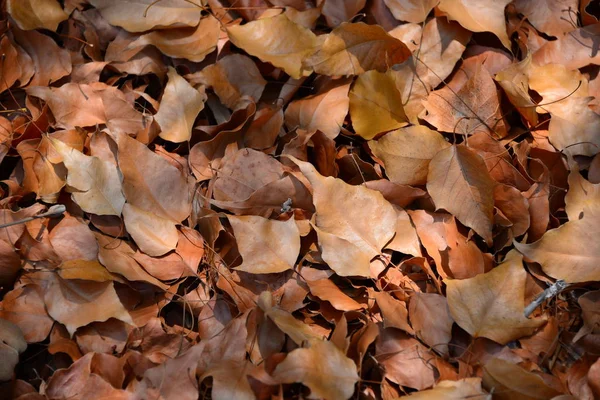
[524,279,569,317]
[0,204,66,229]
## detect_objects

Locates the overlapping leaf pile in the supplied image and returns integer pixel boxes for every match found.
[1,0,600,399]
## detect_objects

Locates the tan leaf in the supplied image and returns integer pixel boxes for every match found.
[285,78,350,139]
[369,126,450,185]
[58,260,115,282]
[127,15,219,62]
[49,214,98,261]
[565,170,600,221]
[305,22,411,76]
[349,70,407,139]
[272,339,359,400]
[227,13,318,79]
[422,64,507,138]
[7,0,68,31]
[0,285,53,343]
[321,0,366,27]
[50,138,125,216]
[513,0,578,37]
[446,251,545,344]
[115,132,192,222]
[438,0,512,49]
[156,67,207,143]
[495,53,539,125]
[427,145,495,244]
[43,273,134,336]
[188,54,267,109]
[122,203,179,257]
[0,37,25,94]
[383,0,437,23]
[397,378,489,399]
[573,290,600,341]
[88,0,202,32]
[532,23,600,70]
[409,293,454,357]
[375,291,414,333]
[514,206,600,283]
[307,279,364,311]
[385,207,422,257]
[291,157,396,277]
[0,319,27,381]
[0,240,21,286]
[482,358,562,399]
[227,215,300,274]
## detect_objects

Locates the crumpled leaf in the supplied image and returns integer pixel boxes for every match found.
[156,67,207,143]
[446,251,545,344]
[272,339,359,400]
[495,53,538,125]
[50,138,125,216]
[126,15,219,62]
[438,0,512,49]
[88,0,202,32]
[482,358,562,399]
[291,157,396,277]
[7,0,68,31]
[349,70,407,139]
[305,22,411,76]
[427,145,495,244]
[228,215,300,274]
[369,126,450,185]
[227,13,318,79]
[514,206,600,283]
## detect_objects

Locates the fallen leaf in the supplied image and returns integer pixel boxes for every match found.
[349,70,407,139]
[285,78,350,139]
[127,15,219,62]
[446,251,545,344]
[227,13,318,79]
[308,279,364,311]
[383,0,437,23]
[0,318,27,381]
[322,0,366,27]
[228,215,300,274]
[0,285,53,343]
[427,145,496,244]
[495,53,539,125]
[482,358,562,399]
[375,291,414,333]
[533,24,600,70]
[398,378,489,399]
[7,0,68,31]
[409,293,454,356]
[369,126,450,185]
[438,0,512,49]
[291,157,396,277]
[565,169,600,221]
[272,339,359,400]
[573,290,600,341]
[50,138,126,216]
[305,22,411,76]
[122,203,179,257]
[88,0,202,32]
[156,67,207,143]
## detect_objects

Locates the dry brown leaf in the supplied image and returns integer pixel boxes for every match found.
[57,259,115,282]
[427,145,495,244]
[383,0,437,23]
[88,0,202,32]
[533,24,600,70]
[228,215,300,274]
[227,13,318,79]
[409,293,454,357]
[385,207,422,257]
[573,290,600,341]
[49,214,98,261]
[446,251,546,344]
[308,279,365,311]
[306,22,410,76]
[565,169,600,221]
[482,358,562,399]
[369,126,450,185]
[43,273,133,335]
[122,203,179,257]
[7,0,68,31]
[115,132,192,222]
[272,339,359,400]
[322,0,366,27]
[396,378,489,399]
[291,157,396,277]
[514,206,600,283]
[0,285,53,343]
[50,138,125,216]
[188,54,267,110]
[156,67,207,143]
[495,53,539,125]
[422,64,507,138]
[375,291,414,333]
[284,78,350,139]
[438,0,512,49]
[349,70,407,139]
[127,15,219,62]
[0,318,27,381]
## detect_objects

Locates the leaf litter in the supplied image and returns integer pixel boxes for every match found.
[0,1,600,399]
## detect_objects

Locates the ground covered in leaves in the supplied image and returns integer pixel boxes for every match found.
[1,0,600,399]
